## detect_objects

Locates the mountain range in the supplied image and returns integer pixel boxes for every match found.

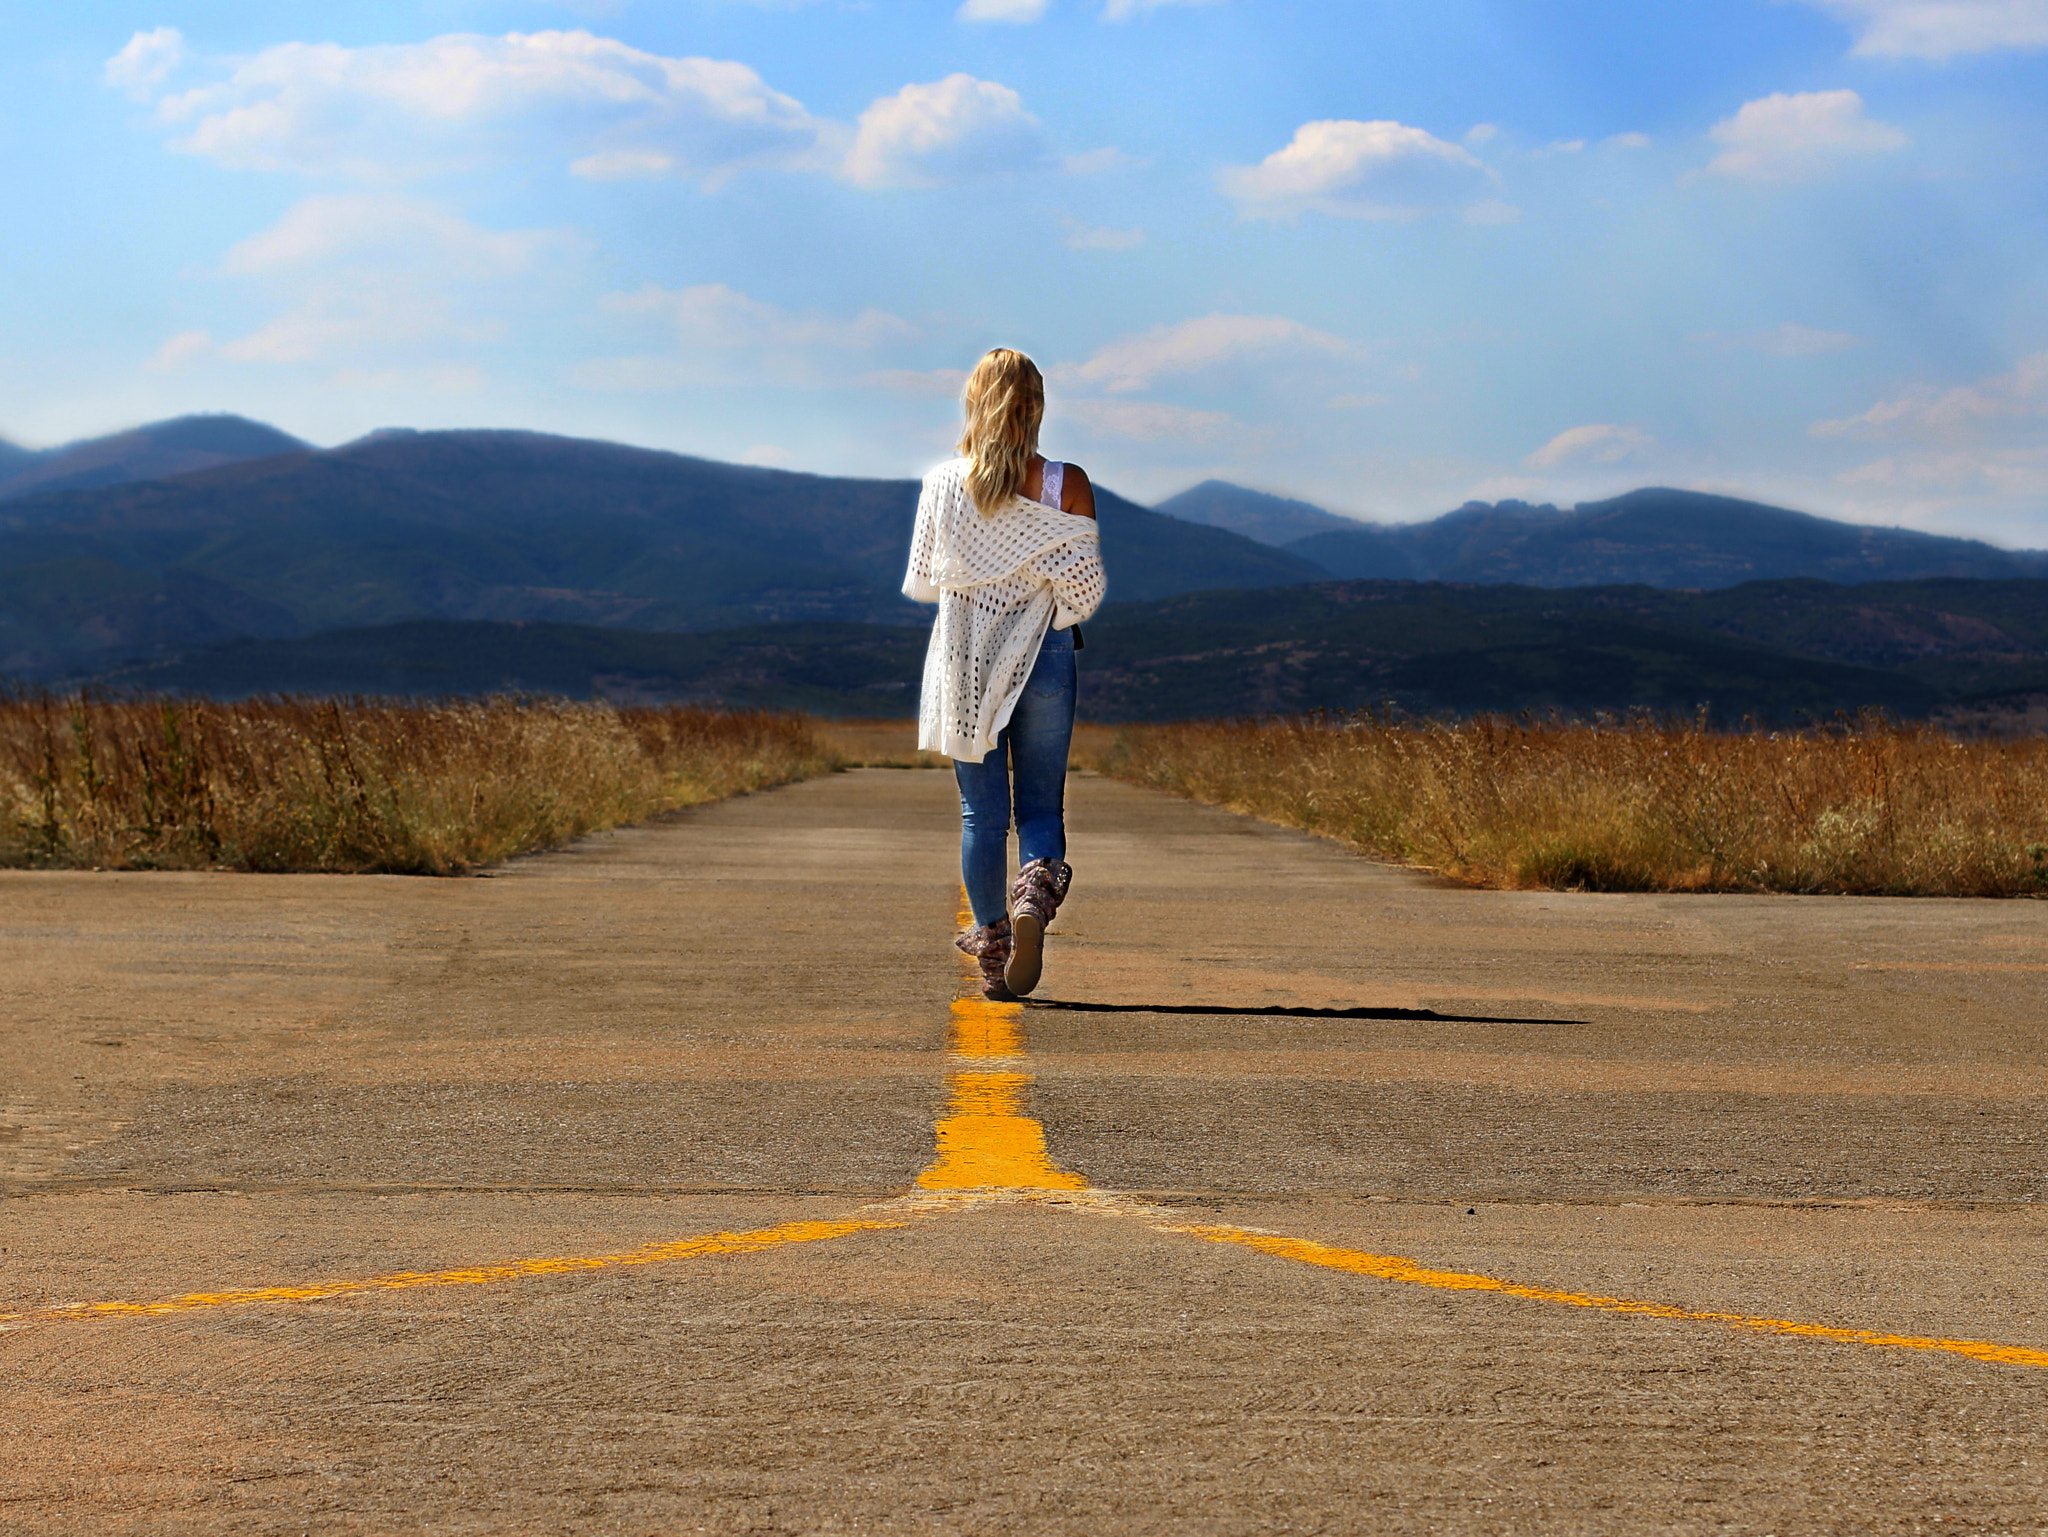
[1166,479,2048,587]
[0,414,309,503]
[4,413,2047,725]
[0,421,1316,676]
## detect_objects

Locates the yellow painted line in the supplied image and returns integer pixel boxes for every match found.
[0,1218,908,1329]
[916,997,1089,1193]
[1167,1223,2048,1370]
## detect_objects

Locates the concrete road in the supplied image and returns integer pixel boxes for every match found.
[4,768,2046,1534]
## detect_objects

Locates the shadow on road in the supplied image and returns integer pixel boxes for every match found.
[1025,999,1576,1025]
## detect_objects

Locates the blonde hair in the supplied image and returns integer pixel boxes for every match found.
[958,348,1044,515]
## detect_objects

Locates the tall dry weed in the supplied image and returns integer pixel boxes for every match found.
[0,694,836,875]
[1095,714,2048,897]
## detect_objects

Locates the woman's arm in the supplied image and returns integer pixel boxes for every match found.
[1061,463,1097,520]
[1028,528,1106,628]
[901,470,944,602]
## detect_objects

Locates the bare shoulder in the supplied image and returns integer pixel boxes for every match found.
[1060,462,1097,520]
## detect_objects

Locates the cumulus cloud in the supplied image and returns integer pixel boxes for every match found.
[1811,352,2048,439]
[1219,119,1490,219]
[1797,0,2048,59]
[122,29,831,183]
[1526,423,1652,469]
[958,0,1049,20]
[1694,322,1865,356]
[104,26,187,101]
[1062,314,1353,393]
[1704,90,1908,182]
[843,74,1050,188]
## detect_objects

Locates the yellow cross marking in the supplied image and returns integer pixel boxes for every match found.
[6,901,2047,1377]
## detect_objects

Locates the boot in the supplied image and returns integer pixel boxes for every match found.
[955,917,1016,1001]
[1003,858,1071,997]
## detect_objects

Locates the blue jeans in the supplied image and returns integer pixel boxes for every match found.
[954,626,1076,929]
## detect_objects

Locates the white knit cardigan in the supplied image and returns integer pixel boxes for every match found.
[902,457,1107,762]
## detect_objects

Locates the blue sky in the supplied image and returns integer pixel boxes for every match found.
[5,1,2047,542]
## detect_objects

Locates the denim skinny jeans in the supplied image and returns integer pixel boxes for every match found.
[954,625,1076,929]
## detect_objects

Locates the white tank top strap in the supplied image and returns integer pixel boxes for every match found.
[1039,460,1065,511]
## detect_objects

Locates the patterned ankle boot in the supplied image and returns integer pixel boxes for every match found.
[1003,858,1072,997]
[955,917,1016,1001]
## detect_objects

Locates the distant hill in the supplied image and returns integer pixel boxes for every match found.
[0,414,307,501]
[109,619,931,717]
[0,427,1321,677]
[103,576,2048,727]
[1287,487,2048,588]
[1154,480,1365,547]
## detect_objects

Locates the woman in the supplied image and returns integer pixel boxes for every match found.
[903,349,1106,1000]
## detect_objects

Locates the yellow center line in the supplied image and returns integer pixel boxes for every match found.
[0,1218,909,1330]
[915,997,1088,1193]
[1159,1223,2048,1370]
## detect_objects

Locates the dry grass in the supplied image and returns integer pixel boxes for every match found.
[0,694,837,875]
[1093,714,2048,897]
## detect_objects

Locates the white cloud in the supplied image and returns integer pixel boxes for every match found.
[1056,398,1244,444]
[741,442,797,468]
[128,29,830,184]
[1703,90,1907,182]
[1101,0,1224,18]
[1063,313,1354,393]
[207,195,584,365]
[1695,322,1865,356]
[1526,423,1652,468]
[1545,138,1587,154]
[104,27,186,101]
[843,74,1050,189]
[221,193,575,277]
[1464,123,1500,145]
[603,282,915,350]
[959,0,1050,20]
[1798,0,2048,59]
[1219,119,1490,220]
[1061,216,1145,250]
[1604,131,1652,149]
[1811,351,2048,439]
[148,330,213,371]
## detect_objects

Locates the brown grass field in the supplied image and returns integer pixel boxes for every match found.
[9,699,2046,895]
[0,694,835,875]
[1093,713,2048,898]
